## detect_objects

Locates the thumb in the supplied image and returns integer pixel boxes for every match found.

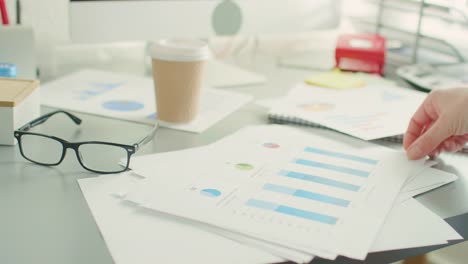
[407,118,451,160]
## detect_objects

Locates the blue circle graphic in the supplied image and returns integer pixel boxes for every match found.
[102,100,144,112]
[200,189,221,198]
[147,112,158,119]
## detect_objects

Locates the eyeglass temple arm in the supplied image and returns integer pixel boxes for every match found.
[134,123,159,150]
[18,110,82,131]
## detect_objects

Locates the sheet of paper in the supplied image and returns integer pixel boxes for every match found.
[123,177,461,260]
[124,127,460,258]
[78,172,286,264]
[371,198,462,252]
[128,144,455,207]
[269,83,426,140]
[119,153,316,263]
[397,167,458,203]
[40,69,252,133]
[123,125,424,260]
[128,156,461,257]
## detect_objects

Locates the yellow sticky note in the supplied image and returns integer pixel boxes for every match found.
[305,72,366,89]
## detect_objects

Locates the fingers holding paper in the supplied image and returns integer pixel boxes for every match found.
[404,88,468,160]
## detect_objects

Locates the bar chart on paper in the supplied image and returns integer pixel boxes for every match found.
[235,146,379,229]
[126,125,419,259]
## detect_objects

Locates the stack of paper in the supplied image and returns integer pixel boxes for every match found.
[78,125,461,263]
[41,69,252,133]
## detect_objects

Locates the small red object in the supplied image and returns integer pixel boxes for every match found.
[335,34,386,75]
[0,0,9,25]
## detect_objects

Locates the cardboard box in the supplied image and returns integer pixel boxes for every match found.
[0,78,40,145]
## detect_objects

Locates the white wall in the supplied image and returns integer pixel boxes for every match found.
[2,0,341,79]
[4,0,70,78]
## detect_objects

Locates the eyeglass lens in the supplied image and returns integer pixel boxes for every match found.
[78,143,129,173]
[20,134,64,165]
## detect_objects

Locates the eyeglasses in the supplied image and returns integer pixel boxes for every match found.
[14,110,158,174]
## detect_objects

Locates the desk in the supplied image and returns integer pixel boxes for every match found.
[1,55,467,264]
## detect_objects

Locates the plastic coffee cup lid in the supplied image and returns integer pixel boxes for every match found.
[150,39,211,62]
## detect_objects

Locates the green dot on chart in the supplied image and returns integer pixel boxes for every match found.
[235,163,254,171]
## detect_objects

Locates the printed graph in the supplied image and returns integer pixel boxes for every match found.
[75,82,125,101]
[240,146,379,226]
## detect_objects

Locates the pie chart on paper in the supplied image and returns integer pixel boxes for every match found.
[200,189,222,197]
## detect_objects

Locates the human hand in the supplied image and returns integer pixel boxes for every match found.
[404,88,468,160]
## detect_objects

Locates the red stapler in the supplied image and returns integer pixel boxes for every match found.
[335,34,386,75]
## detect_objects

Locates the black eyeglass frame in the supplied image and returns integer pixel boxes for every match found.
[14,110,158,174]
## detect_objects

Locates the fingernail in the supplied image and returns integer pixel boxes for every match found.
[407,144,423,160]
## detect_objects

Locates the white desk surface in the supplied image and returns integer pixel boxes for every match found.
[1,54,467,264]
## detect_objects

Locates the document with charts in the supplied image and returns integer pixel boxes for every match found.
[40,69,252,133]
[268,83,426,140]
[123,125,424,260]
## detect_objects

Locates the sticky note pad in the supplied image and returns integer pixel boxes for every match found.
[305,72,366,89]
[0,63,17,78]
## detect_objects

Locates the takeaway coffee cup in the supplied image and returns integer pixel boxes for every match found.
[149,39,211,123]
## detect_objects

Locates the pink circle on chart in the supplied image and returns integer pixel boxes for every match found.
[263,142,280,149]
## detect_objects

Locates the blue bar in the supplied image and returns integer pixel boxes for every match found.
[263,183,296,195]
[245,199,279,211]
[294,159,370,177]
[246,199,337,225]
[304,147,378,165]
[295,190,349,207]
[280,170,360,192]
[263,183,350,207]
[276,205,337,225]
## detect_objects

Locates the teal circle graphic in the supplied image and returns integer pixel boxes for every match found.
[200,189,222,197]
[102,100,144,112]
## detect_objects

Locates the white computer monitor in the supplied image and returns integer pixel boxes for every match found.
[70,0,340,43]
